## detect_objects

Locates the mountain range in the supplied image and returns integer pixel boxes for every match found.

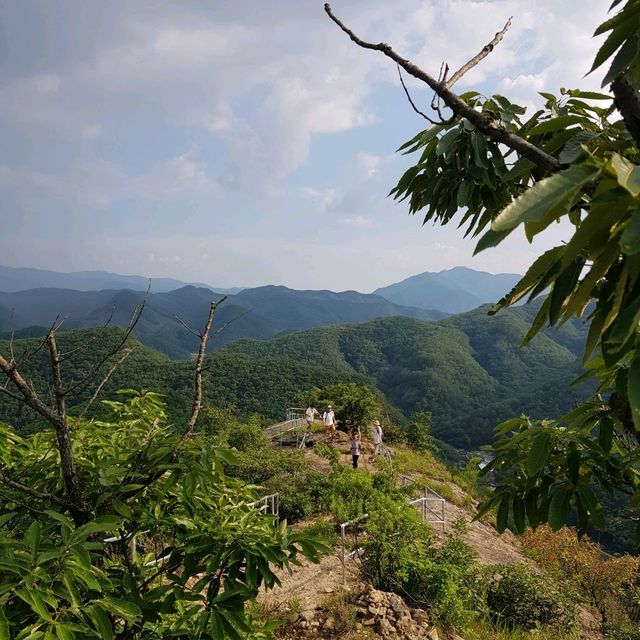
[0,285,445,359]
[374,266,521,314]
[0,264,523,358]
[0,304,590,449]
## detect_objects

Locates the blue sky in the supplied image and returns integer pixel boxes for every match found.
[0,0,610,291]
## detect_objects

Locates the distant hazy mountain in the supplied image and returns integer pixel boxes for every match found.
[0,285,446,358]
[374,266,522,314]
[0,265,241,295]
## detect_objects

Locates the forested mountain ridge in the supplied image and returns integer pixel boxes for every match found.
[374,266,521,313]
[0,285,445,358]
[0,304,589,448]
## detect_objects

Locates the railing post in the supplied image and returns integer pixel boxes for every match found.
[341,523,347,588]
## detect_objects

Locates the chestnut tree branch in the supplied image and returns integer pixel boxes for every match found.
[324,3,560,173]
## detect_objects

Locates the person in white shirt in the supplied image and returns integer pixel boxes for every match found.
[305,406,318,429]
[371,419,383,459]
[323,405,336,441]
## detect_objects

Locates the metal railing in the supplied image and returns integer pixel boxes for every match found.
[399,475,446,533]
[249,492,280,525]
[265,408,309,448]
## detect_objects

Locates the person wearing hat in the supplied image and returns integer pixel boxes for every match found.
[371,419,383,459]
[323,405,336,441]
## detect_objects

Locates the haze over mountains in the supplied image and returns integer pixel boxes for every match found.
[0,264,522,358]
[0,265,241,295]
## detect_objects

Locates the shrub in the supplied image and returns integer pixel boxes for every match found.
[486,564,575,630]
[406,412,434,451]
[276,471,331,523]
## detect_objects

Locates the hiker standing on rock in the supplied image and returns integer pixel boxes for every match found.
[323,405,336,441]
[370,419,383,459]
[350,426,361,468]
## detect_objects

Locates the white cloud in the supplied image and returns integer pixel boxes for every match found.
[357,152,383,179]
[342,215,372,227]
[301,186,337,213]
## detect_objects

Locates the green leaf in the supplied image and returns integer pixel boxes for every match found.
[548,486,571,531]
[527,115,585,135]
[54,624,75,640]
[567,447,581,485]
[27,521,42,558]
[492,165,600,233]
[602,33,640,86]
[45,510,74,532]
[99,597,142,622]
[522,296,551,346]
[512,497,525,534]
[527,432,552,475]
[436,128,461,157]
[0,607,9,640]
[590,13,639,73]
[17,590,52,622]
[606,297,640,352]
[610,154,640,196]
[559,131,599,164]
[496,495,510,533]
[473,227,512,255]
[629,351,640,433]
[621,209,640,254]
[86,605,113,640]
[549,257,585,325]
[599,416,614,454]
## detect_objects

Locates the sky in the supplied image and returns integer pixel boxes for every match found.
[0,0,611,292]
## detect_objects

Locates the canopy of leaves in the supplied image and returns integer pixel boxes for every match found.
[0,391,325,639]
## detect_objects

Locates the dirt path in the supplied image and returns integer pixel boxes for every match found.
[258,548,359,612]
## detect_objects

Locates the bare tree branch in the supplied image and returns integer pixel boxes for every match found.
[446,17,512,88]
[213,305,253,336]
[173,315,201,339]
[0,469,77,509]
[183,297,227,439]
[63,286,149,397]
[14,317,60,369]
[0,384,22,403]
[8,308,16,365]
[324,4,560,173]
[397,65,447,125]
[80,346,136,417]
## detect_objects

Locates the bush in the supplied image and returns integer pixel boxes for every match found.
[406,412,433,451]
[226,421,270,451]
[276,471,331,523]
[362,501,482,631]
[486,564,575,630]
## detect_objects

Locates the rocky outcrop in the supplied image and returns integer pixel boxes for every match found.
[295,585,439,639]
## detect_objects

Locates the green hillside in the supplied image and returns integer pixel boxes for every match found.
[0,304,589,448]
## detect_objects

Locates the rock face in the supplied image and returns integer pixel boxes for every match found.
[295,585,434,639]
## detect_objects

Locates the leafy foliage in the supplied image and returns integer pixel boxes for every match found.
[522,525,640,631]
[0,391,326,639]
[485,564,576,631]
